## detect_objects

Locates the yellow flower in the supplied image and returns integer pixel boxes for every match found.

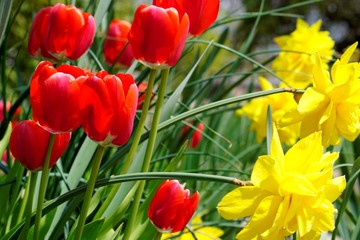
[281,42,360,147]
[161,216,224,240]
[272,19,334,89]
[217,125,346,240]
[236,77,300,146]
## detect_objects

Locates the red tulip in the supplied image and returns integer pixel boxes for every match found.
[28,3,95,60]
[9,120,71,171]
[103,20,134,67]
[148,179,200,233]
[80,71,138,146]
[182,122,204,148]
[128,4,189,69]
[153,0,219,36]
[30,61,89,133]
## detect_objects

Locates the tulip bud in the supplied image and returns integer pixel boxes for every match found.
[148,179,200,233]
[9,120,71,171]
[128,4,189,69]
[182,122,204,149]
[103,20,134,67]
[28,3,95,61]
[30,61,89,133]
[137,82,154,110]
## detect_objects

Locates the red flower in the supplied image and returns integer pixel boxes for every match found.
[103,20,134,67]
[128,4,189,69]
[28,3,95,60]
[9,120,71,171]
[153,0,219,36]
[148,179,200,233]
[80,71,138,146]
[182,122,204,148]
[30,61,88,133]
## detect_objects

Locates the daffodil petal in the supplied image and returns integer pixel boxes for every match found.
[251,156,282,194]
[236,196,282,239]
[284,132,323,174]
[323,176,346,202]
[217,186,270,220]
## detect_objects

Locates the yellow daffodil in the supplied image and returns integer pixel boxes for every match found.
[161,215,224,240]
[272,19,334,89]
[281,42,360,147]
[217,125,346,239]
[236,77,300,146]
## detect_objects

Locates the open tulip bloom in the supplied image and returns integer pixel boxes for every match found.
[80,70,138,147]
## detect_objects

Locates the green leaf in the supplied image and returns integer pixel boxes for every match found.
[0,0,12,48]
[266,105,273,156]
[68,218,105,240]
[46,137,97,238]
[333,156,360,239]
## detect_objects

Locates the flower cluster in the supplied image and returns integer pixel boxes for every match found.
[6,0,223,238]
[272,19,334,89]
[281,42,360,147]
[237,77,300,145]
[225,19,354,239]
[2,1,353,240]
[237,19,335,145]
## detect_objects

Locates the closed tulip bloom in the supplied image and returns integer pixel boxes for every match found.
[153,0,219,36]
[30,61,89,133]
[148,179,200,233]
[103,20,134,67]
[80,71,138,147]
[10,120,71,171]
[128,4,189,69]
[28,3,95,61]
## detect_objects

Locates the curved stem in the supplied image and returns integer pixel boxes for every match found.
[20,171,37,239]
[33,133,56,240]
[94,68,157,219]
[3,171,251,240]
[123,68,169,240]
[74,145,106,240]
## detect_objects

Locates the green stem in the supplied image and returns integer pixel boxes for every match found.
[154,231,162,240]
[74,145,106,240]
[123,68,169,240]
[33,133,56,240]
[94,68,157,219]
[19,171,37,239]
[1,171,251,240]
